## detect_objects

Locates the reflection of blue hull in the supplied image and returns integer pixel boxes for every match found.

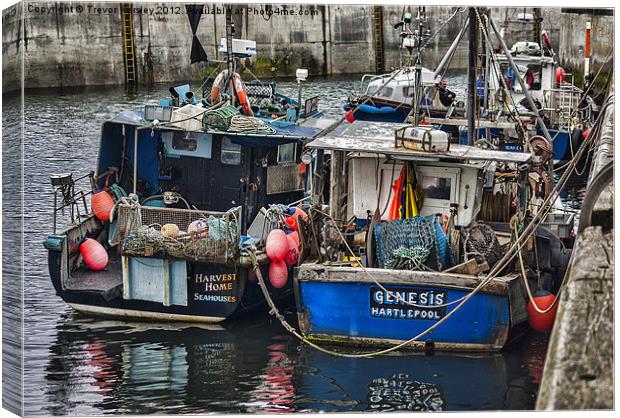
[296,266,528,351]
[297,349,510,411]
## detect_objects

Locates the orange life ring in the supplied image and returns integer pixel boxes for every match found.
[210,70,228,104]
[232,73,254,116]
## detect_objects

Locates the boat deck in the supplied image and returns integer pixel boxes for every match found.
[66,253,122,300]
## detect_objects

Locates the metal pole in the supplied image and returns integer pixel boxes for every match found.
[133,127,139,194]
[488,13,553,143]
[412,7,424,125]
[467,7,477,146]
[226,7,235,107]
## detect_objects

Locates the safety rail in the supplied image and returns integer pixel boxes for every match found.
[50,171,95,234]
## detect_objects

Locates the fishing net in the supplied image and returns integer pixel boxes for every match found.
[462,222,501,268]
[374,215,453,271]
[203,105,240,131]
[116,204,240,264]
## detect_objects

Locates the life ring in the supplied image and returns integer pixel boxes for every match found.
[232,73,254,116]
[210,70,228,104]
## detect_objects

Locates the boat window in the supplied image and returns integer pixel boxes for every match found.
[277,143,297,163]
[403,87,416,98]
[422,176,451,200]
[381,86,394,98]
[172,132,198,152]
[221,137,241,165]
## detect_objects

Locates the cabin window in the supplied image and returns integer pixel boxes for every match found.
[404,87,416,98]
[221,137,241,165]
[422,176,452,200]
[172,132,198,152]
[381,86,394,98]
[161,131,212,158]
[277,143,297,163]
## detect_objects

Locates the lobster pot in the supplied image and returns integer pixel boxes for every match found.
[115,204,240,264]
[203,105,240,131]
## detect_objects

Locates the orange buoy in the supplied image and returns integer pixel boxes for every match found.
[268,260,288,288]
[91,191,114,221]
[284,207,308,231]
[266,229,288,261]
[80,238,109,270]
[284,233,300,266]
[527,291,558,333]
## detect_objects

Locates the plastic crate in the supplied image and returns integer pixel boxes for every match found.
[169,104,205,132]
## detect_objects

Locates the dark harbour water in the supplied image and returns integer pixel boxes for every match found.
[2,74,588,415]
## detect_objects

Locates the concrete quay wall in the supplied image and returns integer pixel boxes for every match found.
[1,4,610,92]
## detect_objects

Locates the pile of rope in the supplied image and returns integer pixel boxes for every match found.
[228,115,277,135]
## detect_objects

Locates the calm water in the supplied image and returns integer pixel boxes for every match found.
[2,74,586,415]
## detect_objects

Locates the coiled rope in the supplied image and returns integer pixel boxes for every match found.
[228,115,277,135]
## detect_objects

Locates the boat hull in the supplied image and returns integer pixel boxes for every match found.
[295,265,528,352]
[48,243,293,324]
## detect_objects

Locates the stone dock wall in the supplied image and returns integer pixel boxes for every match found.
[1,3,611,92]
[535,88,614,410]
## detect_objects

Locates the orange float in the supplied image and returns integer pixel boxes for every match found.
[91,190,114,221]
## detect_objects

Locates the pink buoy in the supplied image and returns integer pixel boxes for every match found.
[555,67,566,85]
[80,238,109,271]
[266,229,288,261]
[91,191,114,221]
[269,260,288,289]
[284,234,300,266]
[188,219,209,238]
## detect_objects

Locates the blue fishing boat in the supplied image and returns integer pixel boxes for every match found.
[44,25,337,324]
[292,119,570,352]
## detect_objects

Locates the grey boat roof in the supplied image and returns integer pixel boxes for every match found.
[307,121,533,164]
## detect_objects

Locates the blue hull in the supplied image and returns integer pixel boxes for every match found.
[296,266,527,351]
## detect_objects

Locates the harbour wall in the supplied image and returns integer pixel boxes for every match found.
[536,86,614,410]
[1,3,612,92]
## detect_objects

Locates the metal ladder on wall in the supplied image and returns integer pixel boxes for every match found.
[373,6,385,74]
[121,3,137,85]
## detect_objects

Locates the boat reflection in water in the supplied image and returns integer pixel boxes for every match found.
[42,313,543,414]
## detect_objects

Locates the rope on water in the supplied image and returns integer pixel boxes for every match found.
[228,115,277,135]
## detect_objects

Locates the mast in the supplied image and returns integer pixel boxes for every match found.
[412,6,426,126]
[466,7,478,146]
[225,6,235,107]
